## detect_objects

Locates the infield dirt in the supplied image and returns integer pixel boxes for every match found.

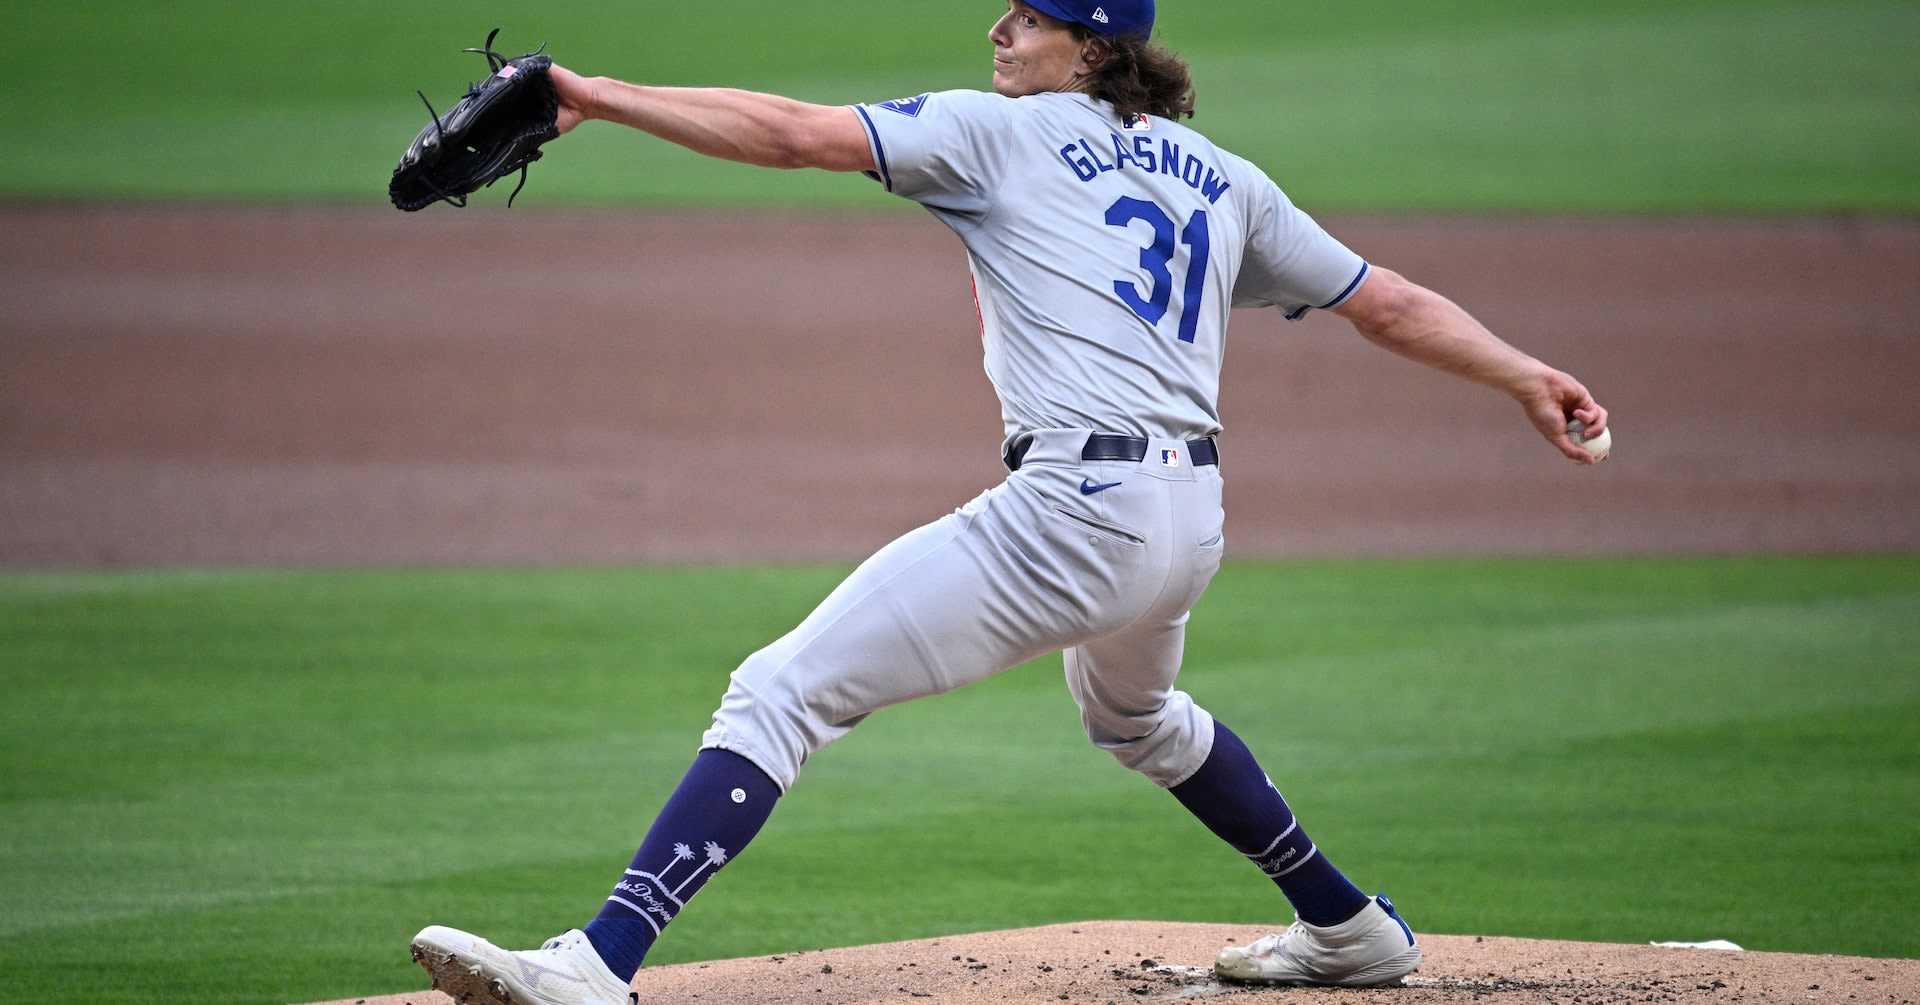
[2,207,1916,1004]
[3,207,1917,567]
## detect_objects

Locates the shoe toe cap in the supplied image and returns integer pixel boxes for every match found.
[413,925,483,954]
[1214,945,1268,979]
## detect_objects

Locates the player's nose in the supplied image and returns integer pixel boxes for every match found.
[988,12,1013,45]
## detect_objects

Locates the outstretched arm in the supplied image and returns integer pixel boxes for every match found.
[1333,266,1610,464]
[549,65,876,173]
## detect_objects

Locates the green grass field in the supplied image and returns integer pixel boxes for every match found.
[7,0,1918,210]
[3,558,1917,1004]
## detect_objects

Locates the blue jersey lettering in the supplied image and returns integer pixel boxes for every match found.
[1200,168,1231,204]
[1060,143,1098,181]
[1132,135,1158,173]
[1056,134,1228,203]
[1159,139,1182,178]
[1081,138,1116,173]
[1181,154,1205,188]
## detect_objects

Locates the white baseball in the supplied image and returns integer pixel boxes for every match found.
[1568,419,1612,460]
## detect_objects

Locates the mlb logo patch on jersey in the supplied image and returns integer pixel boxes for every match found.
[877,94,930,117]
[1161,448,1182,467]
[1123,112,1152,132]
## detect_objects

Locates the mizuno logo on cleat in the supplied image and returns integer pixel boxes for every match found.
[1080,478,1123,495]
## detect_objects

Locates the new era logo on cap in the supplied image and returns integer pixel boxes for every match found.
[1024,0,1154,38]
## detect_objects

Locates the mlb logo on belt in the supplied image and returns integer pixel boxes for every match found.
[1161,448,1182,467]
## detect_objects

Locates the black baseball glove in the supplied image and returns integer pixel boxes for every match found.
[390,29,561,211]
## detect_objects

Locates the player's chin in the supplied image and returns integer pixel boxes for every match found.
[990,63,1021,96]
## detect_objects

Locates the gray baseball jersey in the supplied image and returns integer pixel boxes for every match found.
[852,89,1368,442]
[703,89,1369,794]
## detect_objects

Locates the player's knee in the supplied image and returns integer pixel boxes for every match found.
[1081,697,1213,787]
[703,647,867,790]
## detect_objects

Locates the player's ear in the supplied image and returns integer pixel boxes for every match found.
[1078,35,1112,74]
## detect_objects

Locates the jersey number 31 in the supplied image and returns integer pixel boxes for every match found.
[1106,196,1211,344]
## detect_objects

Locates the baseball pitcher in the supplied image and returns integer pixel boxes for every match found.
[410,2,1610,1002]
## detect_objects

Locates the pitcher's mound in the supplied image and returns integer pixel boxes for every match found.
[306,920,1917,1005]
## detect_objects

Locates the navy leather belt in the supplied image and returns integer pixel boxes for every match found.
[1004,433,1220,471]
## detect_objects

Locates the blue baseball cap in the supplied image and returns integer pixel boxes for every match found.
[1023,0,1155,38]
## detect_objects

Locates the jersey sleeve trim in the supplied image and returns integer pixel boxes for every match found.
[1284,261,1370,321]
[851,104,894,192]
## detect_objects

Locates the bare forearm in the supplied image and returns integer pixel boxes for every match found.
[1357,284,1548,396]
[1335,266,1608,463]
[578,77,866,171]
[1334,266,1548,397]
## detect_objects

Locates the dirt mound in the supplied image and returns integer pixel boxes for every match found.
[308,920,1917,1005]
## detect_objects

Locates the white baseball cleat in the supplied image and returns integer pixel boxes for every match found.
[411,925,636,1005]
[1214,895,1423,987]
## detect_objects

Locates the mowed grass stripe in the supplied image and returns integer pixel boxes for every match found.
[1195,1,1920,211]
[6,1,1917,209]
[1,557,1915,1005]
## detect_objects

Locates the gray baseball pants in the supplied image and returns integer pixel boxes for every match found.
[701,428,1226,791]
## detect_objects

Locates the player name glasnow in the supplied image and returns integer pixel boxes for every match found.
[1059,131,1233,203]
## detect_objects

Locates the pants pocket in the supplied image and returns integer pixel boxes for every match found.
[1049,506,1148,549]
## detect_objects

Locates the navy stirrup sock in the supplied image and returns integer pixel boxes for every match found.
[584,748,781,980]
[1168,721,1369,927]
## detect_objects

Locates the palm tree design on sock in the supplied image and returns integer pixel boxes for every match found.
[670,841,730,897]
[651,840,731,899]
[647,842,695,889]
